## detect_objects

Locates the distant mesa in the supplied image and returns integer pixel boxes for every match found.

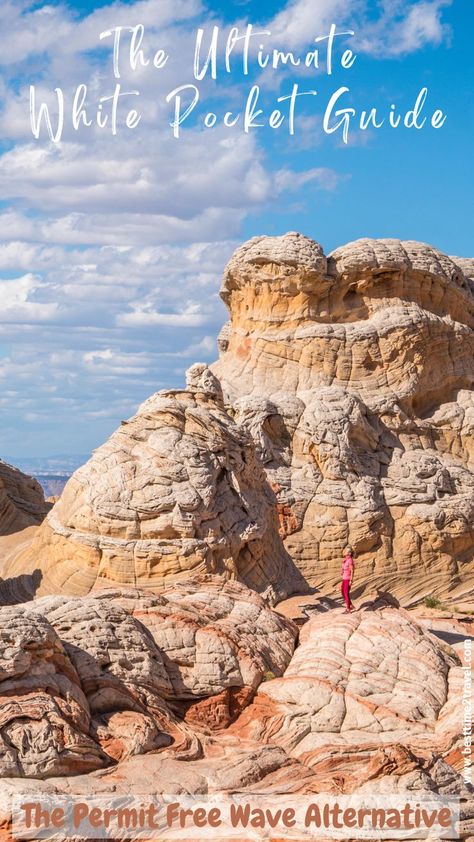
[2,232,473,604]
[35,475,70,498]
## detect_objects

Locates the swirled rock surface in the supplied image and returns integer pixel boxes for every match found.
[93,576,297,728]
[0,578,297,779]
[4,232,473,603]
[0,595,469,825]
[5,382,303,600]
[212,233,474,602]
[0,605,107,778]
[229,606,466,793]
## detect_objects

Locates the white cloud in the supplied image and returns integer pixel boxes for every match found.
[0,0,454,455]
[356,0,452,56]
[0,0,203,67]
[275,166,344,192]
[270,0,359,49]
[0,2,72,67]
[179,335,215,357]
[83,348,152,375]
[268,0,451,56]
[117,301,210,327]
[0,134,270,219]
[0,273,58,323]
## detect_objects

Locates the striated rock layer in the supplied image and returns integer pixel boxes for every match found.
[5,378,303,600]
[229,606,466,792]
[0,579,297,779]
[0,460,49,536]
[0,582,469,809]
[0,577,463,776]
[212,234,474,602]
[4,233,474,602]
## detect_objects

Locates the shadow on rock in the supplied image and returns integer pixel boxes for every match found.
[0,569,42,605]
[358,589,401,611]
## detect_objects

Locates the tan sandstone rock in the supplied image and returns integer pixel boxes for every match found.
[0,579,297,779]
[0,461,50,605]
[93,577,297,707]
[3,232,473,604]
[0,460,48,535]
[0,599,469,834]
[0,605,107,778]
[212,233,474,603]
[229,606,466,793]
[5,385,303,600]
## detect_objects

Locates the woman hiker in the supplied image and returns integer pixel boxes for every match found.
[341,546,356,613]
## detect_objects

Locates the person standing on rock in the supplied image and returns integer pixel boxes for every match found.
[341,546,356,613]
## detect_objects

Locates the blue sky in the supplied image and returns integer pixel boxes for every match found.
[0,0,472,459]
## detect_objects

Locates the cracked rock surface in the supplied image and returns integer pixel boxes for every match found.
[3,232,473,602]
[229,607,462,792]
[0,578,297,778]
[5,389,302,600]
[0,586,470,813]
[213,233,474,601]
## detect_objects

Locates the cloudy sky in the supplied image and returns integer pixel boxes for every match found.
[0,0,471,459]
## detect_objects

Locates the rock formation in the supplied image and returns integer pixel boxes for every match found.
[1,233,472,838]
[0,460,49,535]
[229,606,464,792]
[4,379,303,600]
[3,233,474,603]
[0,581,471,833]
[0,579,297,779]
[213,234,474,601]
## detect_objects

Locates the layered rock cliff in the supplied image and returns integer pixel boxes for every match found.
[0,460,49,535]
[4,233,473,603]
[212,234,474,601]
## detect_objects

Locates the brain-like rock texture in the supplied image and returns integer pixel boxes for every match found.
[0,590,469,820]
[0,578,297,779]
[6,388,303,599]
[97,578,296,712]
[4,232,473,602]
[213,233,474,601]
[230,607,464,792]
[0,605,107,778]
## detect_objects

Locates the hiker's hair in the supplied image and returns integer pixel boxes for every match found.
[344,545,354,556]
